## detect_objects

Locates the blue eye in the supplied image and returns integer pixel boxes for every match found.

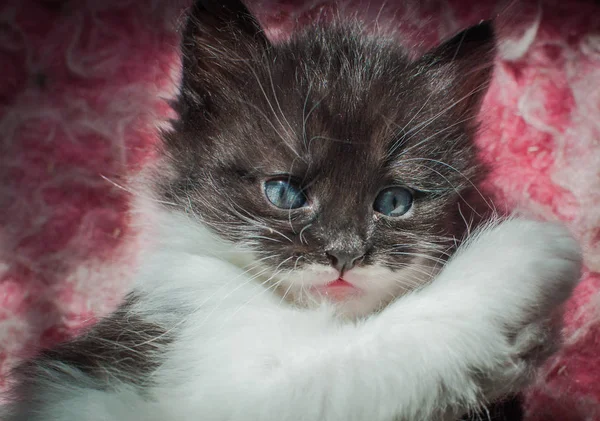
[374,187,413,217]
[264,179,307,209]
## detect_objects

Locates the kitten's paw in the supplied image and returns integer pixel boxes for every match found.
[441,218,582,400]
[479,316,560,401]
[446,217,582,319]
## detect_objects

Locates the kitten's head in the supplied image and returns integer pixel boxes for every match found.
[161,0,495,316]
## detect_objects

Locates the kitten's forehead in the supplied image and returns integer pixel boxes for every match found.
[224,32,467,177]
[226,51,408,168]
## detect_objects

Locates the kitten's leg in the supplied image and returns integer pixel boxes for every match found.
[149,218,580,421]
[6,218,580,421]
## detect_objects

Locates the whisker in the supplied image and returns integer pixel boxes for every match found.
[247,235,283,244]
[401,157,497,215]
[382,262,439,281]
[222,256,295,323]
[301,79,314,149]
[404,161,482,217]
[140,255,281,348]
[246,64,301,159]
[396,115,476,159]
[268,65,296,136]
[100,175,177,207]
[386,251,447,265]
[387,90,437,154]
[279,256,305,305]
[400,82,489,145]
[298,223,313,246]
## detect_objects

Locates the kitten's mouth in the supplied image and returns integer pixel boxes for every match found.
[312,278,361,301]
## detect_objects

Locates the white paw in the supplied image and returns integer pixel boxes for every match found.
[442,217,582,399]
[445,217,581,318]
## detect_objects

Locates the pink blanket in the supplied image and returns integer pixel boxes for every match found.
[1,0,599,419]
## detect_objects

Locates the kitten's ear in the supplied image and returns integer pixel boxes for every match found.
[415,21,496,117]
[188,0,267,45]
[182,0,269,82]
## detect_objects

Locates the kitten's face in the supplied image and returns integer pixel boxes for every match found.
[162,1,494,316]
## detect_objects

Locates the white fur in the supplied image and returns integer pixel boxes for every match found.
[9,207,582,421]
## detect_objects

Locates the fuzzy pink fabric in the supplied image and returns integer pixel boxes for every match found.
[1,0,599,419]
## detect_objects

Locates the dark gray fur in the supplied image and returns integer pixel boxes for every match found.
[161,0,494,275]
[3,295,170,419]
[18,295,170,390]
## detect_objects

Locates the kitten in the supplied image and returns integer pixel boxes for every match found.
[2,1,582,420]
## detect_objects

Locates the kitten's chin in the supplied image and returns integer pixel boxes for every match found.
[272,263,437,319]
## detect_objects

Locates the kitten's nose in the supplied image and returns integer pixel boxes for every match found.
[325,251,365,274]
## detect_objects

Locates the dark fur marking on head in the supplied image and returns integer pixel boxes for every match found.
[160,2,496,275]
